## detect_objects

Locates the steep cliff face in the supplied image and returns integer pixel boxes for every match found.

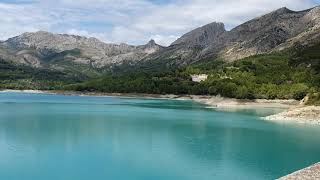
[153,6,320,64]
[210,7,320,61]
[171,22,226,48]
[143,22,226,65]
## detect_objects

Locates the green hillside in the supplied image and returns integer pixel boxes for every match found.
[67,44,320,102]
[1,43,319,104]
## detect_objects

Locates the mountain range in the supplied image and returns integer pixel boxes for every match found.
[148,6,320,65]
[0,6,320,74]
[1,5,320,104]
[1,31,163,68]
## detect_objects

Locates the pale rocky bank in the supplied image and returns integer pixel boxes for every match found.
[188,96,298,109]
[265,106,320,125]
[188,95,320,125]
[278,162,320,179]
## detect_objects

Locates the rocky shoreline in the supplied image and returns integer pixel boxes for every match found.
[192,96,320,125]
[188,96,298,109]
[265,106,320,125]
[278,162,320,179]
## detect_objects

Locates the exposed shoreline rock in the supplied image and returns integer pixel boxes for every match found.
[278,162,320,179]
[265,106,320,125]
[190,96,298,109]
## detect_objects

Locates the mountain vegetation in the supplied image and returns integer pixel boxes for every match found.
[0,6,319,104]
[67,43,320,102]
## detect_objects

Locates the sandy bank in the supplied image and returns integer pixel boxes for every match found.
[188,96,298,109]
[0,89,50,94]
[265,106,320,125]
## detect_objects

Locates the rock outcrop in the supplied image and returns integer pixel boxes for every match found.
[265,106,320,125]
[213,6,320,61]
[171,22,226,48]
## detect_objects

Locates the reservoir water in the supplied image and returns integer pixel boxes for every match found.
[0,92,320,180]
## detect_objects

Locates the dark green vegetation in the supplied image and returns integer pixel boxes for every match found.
[69,44,320,102]
[1,44,320,103]
[40,49,105,78]
[0,48,106,90]
[0,59,87,90]
[0,60,64,90]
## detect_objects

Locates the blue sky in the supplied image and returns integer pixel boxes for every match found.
[0,0,319,46]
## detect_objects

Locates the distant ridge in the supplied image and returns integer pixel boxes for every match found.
[1,31,164,68]
[0,6,319,70]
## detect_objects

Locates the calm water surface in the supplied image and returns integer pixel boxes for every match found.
[0,92,320,180]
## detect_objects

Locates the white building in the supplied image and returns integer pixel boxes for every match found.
[191,74,208,82]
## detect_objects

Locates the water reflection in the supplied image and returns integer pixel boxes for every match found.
[0,93,320,180]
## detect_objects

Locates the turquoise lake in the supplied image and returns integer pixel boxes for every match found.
[0,92,320,180]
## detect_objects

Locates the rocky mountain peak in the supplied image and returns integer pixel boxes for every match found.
[1,31,165,68]
[304,6,320,23]
[22,30,51,36]
[171,22,226,47]
[202,6,320,61]
[147,39,156,46]
[139,39,164,54]
[162,5,320,64]
[6,31,104,51]
[271,7,292,14]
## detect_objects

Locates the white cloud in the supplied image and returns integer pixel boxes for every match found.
[150,35,179,47]
[110,26,146,44]
[0,3,52,40]
[0,0,318,46]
